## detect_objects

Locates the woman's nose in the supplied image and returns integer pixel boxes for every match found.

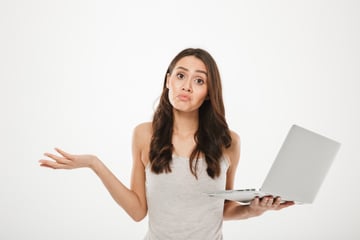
[181,87,191,92]
[181,79,192,92]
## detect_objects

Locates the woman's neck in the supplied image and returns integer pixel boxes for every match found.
[172,110,199,136]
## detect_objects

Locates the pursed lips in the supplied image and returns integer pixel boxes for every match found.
[177,94,191,101]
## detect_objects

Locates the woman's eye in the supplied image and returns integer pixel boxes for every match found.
[195,78,204,85]
[176,73,185,79]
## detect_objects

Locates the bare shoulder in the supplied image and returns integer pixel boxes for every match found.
[224,129,241,167]
[134,122,152,135]
[230,130,240,146]
[133,122,152,148]
[228,129,240,153]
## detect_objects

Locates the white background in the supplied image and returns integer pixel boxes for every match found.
[1,0,359,239]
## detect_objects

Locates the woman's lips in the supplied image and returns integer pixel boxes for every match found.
[177,94,190,101]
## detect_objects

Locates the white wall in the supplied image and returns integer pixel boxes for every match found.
[1,0,359,239]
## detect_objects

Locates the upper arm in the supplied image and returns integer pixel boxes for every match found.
[130,122,152,213]
[223,131,242,219]
[225,130,241,190]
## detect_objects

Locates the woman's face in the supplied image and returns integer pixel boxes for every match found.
[166,56,209,114]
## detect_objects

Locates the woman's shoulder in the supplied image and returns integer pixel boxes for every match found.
[223,129,241,166]
[134,122,152,132]
[133,122,153,142]
[132,122,152,162]
[229,129,240,144]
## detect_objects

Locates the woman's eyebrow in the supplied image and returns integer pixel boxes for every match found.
[176,66,208,76]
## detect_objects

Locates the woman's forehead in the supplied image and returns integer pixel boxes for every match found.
[174,56,207,73]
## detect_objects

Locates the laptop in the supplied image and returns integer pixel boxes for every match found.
[208,124,341,204]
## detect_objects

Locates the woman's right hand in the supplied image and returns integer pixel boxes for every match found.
[39,148,98,170]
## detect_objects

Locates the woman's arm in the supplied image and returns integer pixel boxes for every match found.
[223,131,294,220]
[38,123,150,222]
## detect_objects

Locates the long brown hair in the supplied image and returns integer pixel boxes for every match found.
[149,48,232,179]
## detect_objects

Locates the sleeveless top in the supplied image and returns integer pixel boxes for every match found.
[144,155,229,240]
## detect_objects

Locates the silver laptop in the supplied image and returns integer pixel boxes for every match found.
[208,124,341,204]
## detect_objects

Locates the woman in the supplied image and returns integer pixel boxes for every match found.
[39,48,294,239]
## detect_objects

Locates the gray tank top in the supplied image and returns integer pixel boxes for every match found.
[144,155,229,240]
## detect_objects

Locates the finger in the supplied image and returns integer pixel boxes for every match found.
[55,148,73,159]
[272,197,282,208]
[254,196,260,205]
[266,197,274,207]
[260,197,269,207]
[43,152,71,164]
[277,201,295,210]
[38,160,68,169]
[39,160,55,169]
[282,201,295,207]
[250,197,260,207]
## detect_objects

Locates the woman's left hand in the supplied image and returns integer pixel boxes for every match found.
[248,196,295,216]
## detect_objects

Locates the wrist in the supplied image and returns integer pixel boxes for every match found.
[89,156,101,170]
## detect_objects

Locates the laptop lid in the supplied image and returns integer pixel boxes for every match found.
[261,125,341,203]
